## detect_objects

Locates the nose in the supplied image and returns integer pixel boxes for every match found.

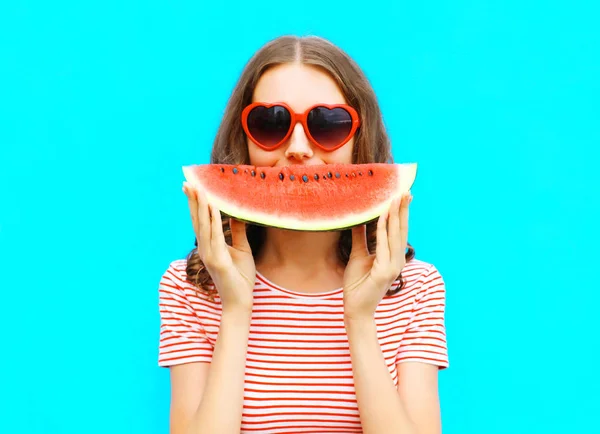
[284,122,314,161]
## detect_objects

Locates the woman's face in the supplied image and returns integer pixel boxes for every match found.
[246,63,355,168]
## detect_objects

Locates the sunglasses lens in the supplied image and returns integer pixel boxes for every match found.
[246,105,291,148]
[307,107,353,149]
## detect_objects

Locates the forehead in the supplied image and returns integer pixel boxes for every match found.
[252,63,347,111]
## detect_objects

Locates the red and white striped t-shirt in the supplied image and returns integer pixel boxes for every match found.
[158,258,449,433]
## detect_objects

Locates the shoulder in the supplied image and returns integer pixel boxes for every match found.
[391,258,446,301]
[159,259,190,290]
[402,258,445,286]
[158,258,215,305]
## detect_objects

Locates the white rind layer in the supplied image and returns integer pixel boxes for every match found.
[182,163,417,231]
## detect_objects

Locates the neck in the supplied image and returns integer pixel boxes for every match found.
[255,228,342,273]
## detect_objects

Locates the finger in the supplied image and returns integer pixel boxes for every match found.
[209,203,225,249]
[195,187,212,254]
[350,225,369,258]
[230,218,251,252]
[400,193,411,250]
[183,182,199,232]
[375,207,390,264]
[388,197,402,264]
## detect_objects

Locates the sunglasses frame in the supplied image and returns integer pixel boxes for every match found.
[241,102,361,152]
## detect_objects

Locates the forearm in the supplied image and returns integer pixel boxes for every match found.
[345,316,418,434]
[189,309,251,434]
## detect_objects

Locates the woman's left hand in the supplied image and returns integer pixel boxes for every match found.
[342,193,412,321]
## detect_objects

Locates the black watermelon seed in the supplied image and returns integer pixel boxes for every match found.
[358,171,363,176]
[314,174,319,180]
[279,173,284,181]
[335,172,340,178]
[260,172,266,179]
[220,167,224,173]
[345,173,349,177]
[368,169,373,176]
[289,174,295,181]
[251,170,256,177]
[327,172,333,178]
[302,175,309,183]
[232,167,239,174]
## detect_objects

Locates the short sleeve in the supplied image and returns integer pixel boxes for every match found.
[396,265,449,369]
[158,262,214,367]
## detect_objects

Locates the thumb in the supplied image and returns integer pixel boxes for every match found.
[230,218,251,252]
[350,224,369,258]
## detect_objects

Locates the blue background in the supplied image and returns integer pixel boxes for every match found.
[1,1,598,433]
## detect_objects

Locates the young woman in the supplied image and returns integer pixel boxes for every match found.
[158,35,449,434]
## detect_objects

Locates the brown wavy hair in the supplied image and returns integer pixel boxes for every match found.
[185,35,415,298]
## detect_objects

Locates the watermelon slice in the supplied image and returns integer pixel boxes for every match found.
[182,163,417,231]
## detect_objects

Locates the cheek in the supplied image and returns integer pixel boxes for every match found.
[324,138,354,164]
[247,139,282,166]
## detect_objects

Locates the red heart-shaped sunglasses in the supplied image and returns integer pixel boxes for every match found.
[241,102,361,152]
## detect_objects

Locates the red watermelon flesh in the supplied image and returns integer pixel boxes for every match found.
[182,163,417,231]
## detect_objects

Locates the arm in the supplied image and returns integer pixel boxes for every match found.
[169,310,252,434]
[397,362,442,433]
[167,185,257,433]
[345,317,441,434]
[158,260,253,434]
[343,194,448,433]
[346,265,448,434]
[169,362,209,434]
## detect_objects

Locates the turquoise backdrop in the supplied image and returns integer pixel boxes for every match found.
[1,1,598,433]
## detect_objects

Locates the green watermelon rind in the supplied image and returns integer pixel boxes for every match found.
[182,163,417,232]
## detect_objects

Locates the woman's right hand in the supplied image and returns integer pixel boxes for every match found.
[183,182,256,313]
